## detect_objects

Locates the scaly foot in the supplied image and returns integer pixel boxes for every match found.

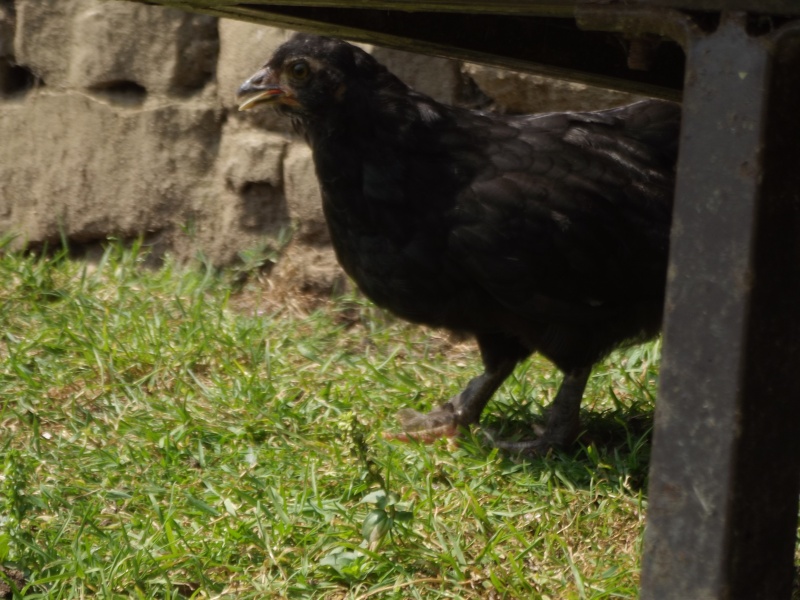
[383,402,462,442]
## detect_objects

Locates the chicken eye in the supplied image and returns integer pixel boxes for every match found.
[289,61,310,80]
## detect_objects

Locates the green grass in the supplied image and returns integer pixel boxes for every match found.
[0,240,680,598]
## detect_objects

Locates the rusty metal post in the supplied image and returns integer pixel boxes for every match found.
[641,13,800,600]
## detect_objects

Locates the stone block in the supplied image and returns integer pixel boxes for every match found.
[370,46,461,104]
[0,3,33,97]
[283,143,327,245]
[187,121,293,264]
[15,0,217,95]
[269,242,344,295]
[463,63,641,114]
[13,0,72,86]
[0,91,223,246]
[0,3,13,57]
[218,126,288,192]
[70,1,217,95]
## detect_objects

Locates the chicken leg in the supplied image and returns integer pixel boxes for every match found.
[485,366,591,454]
[387,333,527,441]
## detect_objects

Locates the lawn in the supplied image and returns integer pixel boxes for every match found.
[0,239,672,598]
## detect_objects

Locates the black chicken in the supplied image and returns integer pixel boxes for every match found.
[238,34,679,452]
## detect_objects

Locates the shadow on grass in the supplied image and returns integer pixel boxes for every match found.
[469,403,655,494]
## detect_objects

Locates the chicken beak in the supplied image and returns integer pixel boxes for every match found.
[237,68,286,111]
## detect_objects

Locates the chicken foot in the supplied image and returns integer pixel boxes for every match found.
[388,360,518,442]
[385,333,525,442]
[386,334,530,443]
[388,360,591,456]
[485,366,592,454]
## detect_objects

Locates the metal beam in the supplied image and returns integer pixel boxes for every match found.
[140,0,800,17]
[128,0,687,97]
[640,13,800,599]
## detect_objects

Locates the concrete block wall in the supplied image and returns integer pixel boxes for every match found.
[0,0,637,291]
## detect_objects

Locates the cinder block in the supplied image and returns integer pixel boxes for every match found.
[15,0,217,94]
[0,91,223,245]
[462,63,640,114]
